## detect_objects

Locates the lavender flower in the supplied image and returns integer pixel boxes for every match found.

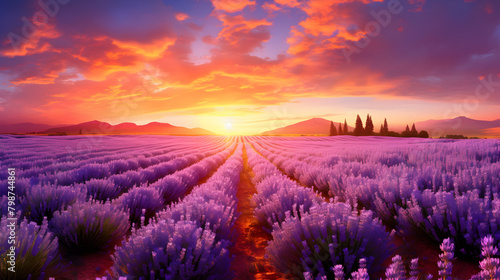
[70,163,110,183]
[187,187,234,206]
[0,217,62,279]
[157,196,237,241]
[114,186,164,227]
[79,178,122,201]
[438,238,454,280]
[385,255,405,280]
[109,219,232,279]
[253,185,322,230]
[350,268,369,280]
[397,189,500,256]
[333,265,345,280]
[49,200,129,253]
[350,258,369,280]
[409,258,419,280]
[267,202,393,279]
[20,184,86,224]
[476,235,500,280]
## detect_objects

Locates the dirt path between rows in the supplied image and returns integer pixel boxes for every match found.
[229,144,283,280]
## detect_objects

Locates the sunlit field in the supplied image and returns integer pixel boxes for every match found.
[1,135,499,279]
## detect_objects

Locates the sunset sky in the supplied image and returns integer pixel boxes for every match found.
[0,0,499,135]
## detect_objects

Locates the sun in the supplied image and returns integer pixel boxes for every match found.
[225,122,233,131]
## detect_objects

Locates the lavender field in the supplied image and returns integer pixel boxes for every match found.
[1,135,500,280]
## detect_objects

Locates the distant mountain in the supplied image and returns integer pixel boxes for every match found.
[5,120,215,135]
[261,118,353,136]
[0,123,71,134]
[416,116,500,137]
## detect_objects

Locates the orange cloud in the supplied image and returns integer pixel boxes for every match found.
[274,0,302,8]
[211,14,272,54]
[286,26,316,55]
[64,35,177,81]
[218,14,272,35]
[262,2,282,13]
[282,0,387,62]
[211,0,256,13]
[111,37,177,58]
[11,72,59,85]
[0,24,60,57]
[175,13,190,21]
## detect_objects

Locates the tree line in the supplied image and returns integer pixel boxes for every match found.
[329,114,429,138]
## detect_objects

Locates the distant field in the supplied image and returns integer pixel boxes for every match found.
[1,135,499,279]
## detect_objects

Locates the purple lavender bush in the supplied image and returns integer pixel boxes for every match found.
[153,175,187,204]
[19,184,86,224]
[157,196,237,241]
[52,163,110,185]
[1,195,20,218]
[78,178,122,201]
[0,217,62,279]
[252,175,299,207]
[108,159,131,174]
[49,200,129,253]
[397,189,500,256]
[109,219,232,279]
[114,186,164,227]
[267,202,393,279]
[109,170,143,192]
[253,185,322,230]
[0,177,31,198]
[187,187,235,207]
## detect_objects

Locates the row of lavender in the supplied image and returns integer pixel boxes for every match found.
[249,137,500,257]
[104,142,244,279]
[245,142,394,278]
[0,135,229,172]
[1,136,235,218]
[245,137,500,279]
[0,136,237,279]
[0,136,231,189]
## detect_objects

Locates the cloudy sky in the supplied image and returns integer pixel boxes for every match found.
[0,0,499,134]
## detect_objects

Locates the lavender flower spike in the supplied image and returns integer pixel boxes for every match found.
[477,235,500,280]
[438,238,454,280]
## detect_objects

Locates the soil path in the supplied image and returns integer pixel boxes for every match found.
[229,144,283,280]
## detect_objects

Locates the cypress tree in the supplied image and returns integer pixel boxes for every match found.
[402,125,411,137]
[330,121,337,136]
[379,124,384,135]
[343,119,348,135]
[411,123,418,137]
[338,123,343,135]
[354,115,364,136]
[383,118,388,134]
[365,114,374,135]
